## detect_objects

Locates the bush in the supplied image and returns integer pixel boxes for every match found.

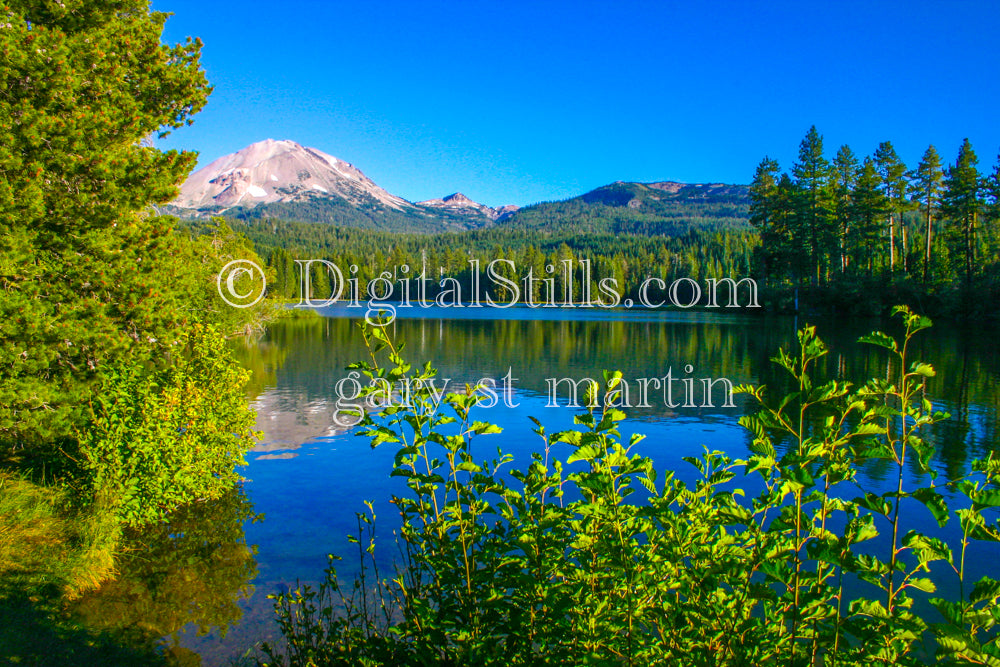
[261,307,1000,666]
[77,326,258,529]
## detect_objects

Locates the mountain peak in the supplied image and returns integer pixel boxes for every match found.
[171,139,407,212]
[417,192,518,222]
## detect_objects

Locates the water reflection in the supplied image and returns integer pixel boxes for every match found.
[250,309,1000,483]
[70,489,260,666]
[257,309,767,417]
[251,389,351,460]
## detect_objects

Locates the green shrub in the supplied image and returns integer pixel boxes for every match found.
[77,326,258,529]
[261,307,1000,666]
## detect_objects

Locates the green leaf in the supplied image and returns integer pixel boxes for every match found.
[970,577,1000,604]
[912,487,950,527]
[855,492,892,517]
[567,444,602,464]
[974,488,1000,509]
[858,331,898,353]
[851,598,889,619]
[907,577,936,593]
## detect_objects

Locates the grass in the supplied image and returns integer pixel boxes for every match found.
[0,470,173,665]
[0,469,120,600]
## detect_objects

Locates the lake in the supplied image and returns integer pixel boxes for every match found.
[69,306,1000,665]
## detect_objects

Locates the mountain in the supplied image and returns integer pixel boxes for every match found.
[168,139,509,232]
[501,180,750,235]
[417,192,519,222]
[173,138,408,211]
[167,139,748,236]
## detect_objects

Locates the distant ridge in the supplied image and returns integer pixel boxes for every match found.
[501,180,750,235]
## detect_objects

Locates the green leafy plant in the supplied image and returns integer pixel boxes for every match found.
[77,326,259,529]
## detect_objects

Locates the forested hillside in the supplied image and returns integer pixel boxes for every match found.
[502,181,749,235]
[218,195,493,233]
[196,218,758,307]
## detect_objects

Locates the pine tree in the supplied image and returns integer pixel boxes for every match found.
[790,126,835,284]
[832,145,859,274]
[850,158,888,277]
[749,157,787,280]
[773,174,802,280]
[983,150,1000,260]
[0,1,211,445]
[941,139,982,287]
[909,146,944,283]
[874,142,909,273]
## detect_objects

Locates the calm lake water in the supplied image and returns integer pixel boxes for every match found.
[70,306,1000,665]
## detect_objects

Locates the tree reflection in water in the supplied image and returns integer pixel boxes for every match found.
[70,488,260,666]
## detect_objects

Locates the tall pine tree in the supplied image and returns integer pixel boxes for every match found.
[909,145,944,283]
[941,139,982,288]
[832,145,859,274]
[790,126,835,285]
[749,156,789,280]
[874,142,908,273]
[983,151,1000,262]
[850,158,889,277]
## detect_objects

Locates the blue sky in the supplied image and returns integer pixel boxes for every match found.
[154,0,1000,207]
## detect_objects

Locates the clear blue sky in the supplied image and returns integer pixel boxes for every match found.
[154,0,1000,208]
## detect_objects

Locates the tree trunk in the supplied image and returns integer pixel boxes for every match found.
[889,214,896,271]
[900,211,908,273]
[840,233,847,274]
[965,214,973,287]
[923,203,932,283]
